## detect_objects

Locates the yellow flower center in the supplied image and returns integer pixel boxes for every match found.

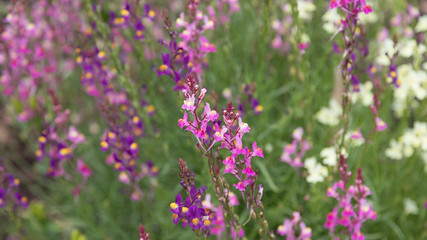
[59,148,72,156]
[100,141,108,148]
[97,51,105,58]
[182,207,188,213]
[170,202,178,210]
[192,218,199,226]
[204,219,211,226]
[121,9,130,17]
[38,136,46,143]
[158,64,168,71]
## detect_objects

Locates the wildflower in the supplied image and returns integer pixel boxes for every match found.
[316,99,342,126]
[281,127,312,167]
[404,198,419,215]
[325,156,376,239]
[375,117,387,131]
[304,157,328,184]
[320,147,338,166]
[277,212,312,239]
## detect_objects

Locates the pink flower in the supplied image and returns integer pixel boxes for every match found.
[252,142,264,158]
[330,0,338,9]
[233,180,250,191]
[351,128,364,139]
[200,36,216,53]
[375,117,387,131]
[77,159,92,180]
[214,125,227,142]
[204,103,218,121]
[68,126,85,144]
[178,111,189,129]
[271,35,283,49]
[182,94,196,111]
[363,5,373,14]
[238,118,250,134]
[242,166,256,176]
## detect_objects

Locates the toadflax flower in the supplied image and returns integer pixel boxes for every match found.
[277,212,312,240]
[281,127,312,167]
[170,159,214,238]
[325,155,377,240]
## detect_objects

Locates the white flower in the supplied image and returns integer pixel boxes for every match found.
[297,1,316,21]
[304,157,328,184]
[359,11,378,24]
[320,147,337,166]
[398,39,416,58]
[375,38,396,66]
[404,198,419,215]
[322,9,341,34]
[316,99,342,126]
[351,81,373,107]
[415,15,427,32]
[385,139,403,160]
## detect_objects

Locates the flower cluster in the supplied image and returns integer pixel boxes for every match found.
[174,0,216,75]
[329,0,373,15]
[139,224,150,240]
[202,193,242,239]
[35,92,87,180]
[170,158,213,237]
[0,158,28,209]
[107,3,155,40]
[385,122,427,160]
[281,127,311,167]
[325,155,377,240]
[277,212,312,240]
[206,0,240,25]
[179,75,264,192]
[271,0,315,55]
[0,0,83,122]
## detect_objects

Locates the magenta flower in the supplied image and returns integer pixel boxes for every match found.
[375,117,388,131]
[277,212,312,240]
[281,127,311,167]
[325,156,377,239]
[77,159,92,180]
[178,112,189,129]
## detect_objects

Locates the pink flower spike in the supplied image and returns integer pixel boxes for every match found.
[375,117,387,131]
[252,142,264,158]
